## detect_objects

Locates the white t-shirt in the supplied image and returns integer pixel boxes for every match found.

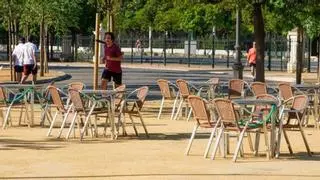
[23,42,37,65]
[12,43,25,66]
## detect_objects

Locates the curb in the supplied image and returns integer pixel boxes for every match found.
[0,71,71,84]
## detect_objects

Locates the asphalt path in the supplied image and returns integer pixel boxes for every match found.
[51,66,245,100]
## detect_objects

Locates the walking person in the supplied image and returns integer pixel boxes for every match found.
[101,32,123,90]
[12,37,25,82]
[20,36,38,84]
[247,41,257,80]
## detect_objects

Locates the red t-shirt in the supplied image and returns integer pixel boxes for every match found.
[104,44,122,73]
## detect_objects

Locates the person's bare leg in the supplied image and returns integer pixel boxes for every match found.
[251,66,254,77]
[20,74,29,84]
[101,79,108,90]
[32,74,37,84]
[16,72,22,83]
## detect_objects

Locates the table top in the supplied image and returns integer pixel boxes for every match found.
[232,98,279,105]
[0,83,46,88]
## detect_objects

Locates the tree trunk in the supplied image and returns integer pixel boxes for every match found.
[8,21,13,81]
[44,25,49,73]
[49,30,54,60]
[40,16,45,77]
[253,2,265,82]
[296,27,304,84]
[14,19,17,45]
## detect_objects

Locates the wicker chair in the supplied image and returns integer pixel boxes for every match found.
[251,82,268,96]
[119,86,149,138]
[0,86,29,128]
[185,95,217,157]
[156,79,178,120]
[200,78,220,100]
[211,98,267,162]
[228,79,247,99]
[278,94,311,156]
[174,79,199,121]
[46,85,71,137]
[65,88,110,141]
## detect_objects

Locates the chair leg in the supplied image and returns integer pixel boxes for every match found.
[247,133,254,152]
[47,111,59,137]
[18,105,24,125]
[157,97,165,120]
[297,114,312,156]
[80,105,96,141]
[233,126,248,162]
[57,107,72,138]
[128,113,139,136]
[211,127,224,160]
[137,110,149,138]
[254,130,261,156]
[282,129,293,154]
[170,96,179,120]
[65,112,78,140]
[185,124,199,155]
[174,99,184,121]
[186,107,193,121]
[204,121,220,158]
[3,105,13,129]
[263,122,270,159]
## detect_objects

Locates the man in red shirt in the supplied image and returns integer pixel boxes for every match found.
[101,32,123,90]
[247,41,256,79]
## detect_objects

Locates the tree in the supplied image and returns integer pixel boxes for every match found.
[20,0,81,76]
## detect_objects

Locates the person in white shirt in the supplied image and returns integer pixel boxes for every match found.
[12,37,25,82]
[21,36,38,84]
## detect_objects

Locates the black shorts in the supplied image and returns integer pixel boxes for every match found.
[249,63,256,67]
[14,65,23,73]
[101,69,122,85]
[23,64,38,75]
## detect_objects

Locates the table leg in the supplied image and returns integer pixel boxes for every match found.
[110,96,115,139]
[30,89,34,127]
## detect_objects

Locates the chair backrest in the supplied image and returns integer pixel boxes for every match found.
[278,83,293,100]
[291,95,308,111]
[68,82,85,91]
[255,94,280,115]
[228,79,245,99]
[47,85,65,112]
[0,87,7,103]
[114,84,126,109]
[208,78,219,84]
[213,98,238,125]
[68,88,85,112]
[157,79,175,99]
[176,79,190,98]
[251,82,267,96]
[188,95,212,127]
[135,86,149,110]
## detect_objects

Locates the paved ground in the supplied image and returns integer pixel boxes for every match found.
[0,101,320,180]
[0,63,320,179]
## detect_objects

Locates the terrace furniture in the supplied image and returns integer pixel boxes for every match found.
[119,86,149,138]
[156,79,179,120]
[278,95,311,156]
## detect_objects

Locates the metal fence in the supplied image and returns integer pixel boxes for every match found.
[0,32,318,72]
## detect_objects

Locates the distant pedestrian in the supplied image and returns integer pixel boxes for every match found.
[101,32,123,90]
[20,36,38,84]
[247,41,256,79]
[12,37,25,82]
[135,39,142,55]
